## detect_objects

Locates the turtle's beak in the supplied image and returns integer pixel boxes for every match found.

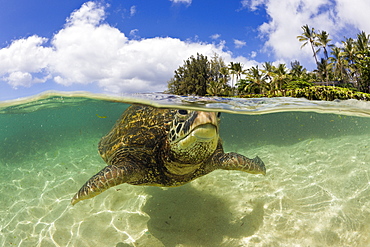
[191,111,219,133]
[192,124,217,140]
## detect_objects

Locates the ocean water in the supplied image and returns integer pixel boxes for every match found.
[0,91,369,247]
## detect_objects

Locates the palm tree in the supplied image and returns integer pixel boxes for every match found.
[219,66,230,83]
[315,58,333,85]
[297,25,319,65]
[354,31,370,92]
[228,62,237,95]
[355,31,370,60]
[342,38,357,66]
[207,80,227,96]
[243,66,268,94]
[218,66,231,95]
[261,61,275,84]
[235,62,246,81]
[290,60,308,80]
[342,37,359,87]
[316,30,333,60]
[273,64,289,90]
[329,47,348,82]
[228,62,245,95]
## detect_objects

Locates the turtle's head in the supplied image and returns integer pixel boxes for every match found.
[168,109,220,165]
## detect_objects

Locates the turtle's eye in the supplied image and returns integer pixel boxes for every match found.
[217,112,221,118]
[178,109,188,115]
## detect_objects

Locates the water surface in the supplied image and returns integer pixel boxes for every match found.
[0,91,369,246]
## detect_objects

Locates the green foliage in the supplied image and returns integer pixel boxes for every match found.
[240,65,269,94]
[238,86,370,101]
[284,80,313,89]
[167,28,370,101]
[167,53,230,96]
[206,80,231,96]
[167,53,209,96]
[297,26,370,93]
[208,54,231,96]
[356,50,370,93]
[286,86,370,101]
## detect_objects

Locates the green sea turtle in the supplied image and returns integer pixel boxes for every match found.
[71,104,266,205]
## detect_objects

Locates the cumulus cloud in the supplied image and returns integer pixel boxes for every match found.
[335,0,370,32]
[234,39,247,49]
[0,1,255,94]
[66,1,105,26]
[242,0,370,68]
[0,35,53,88]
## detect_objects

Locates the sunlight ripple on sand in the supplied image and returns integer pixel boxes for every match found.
[0,133,369,246]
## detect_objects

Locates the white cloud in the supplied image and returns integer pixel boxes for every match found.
[0,1,256,94]
[66,1,105,26]
[129,29,139,39]
[234,39,247,48]
[0,35,53,87]
[130,5,137,17]
[6,71,33,88]
[210,34,221,40]
[242,0,370,69]
[241,0,266,11]
[4,71,50,89]
[0,35,51,72]
[169,0,192,6]
[335,0,370,33]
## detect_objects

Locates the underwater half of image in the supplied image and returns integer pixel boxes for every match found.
[0,91,369,246]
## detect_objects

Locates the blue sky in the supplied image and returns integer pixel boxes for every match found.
[1,0,369,100]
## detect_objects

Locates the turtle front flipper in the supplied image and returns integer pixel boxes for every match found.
[71,163,142,205]
[216,152,266,175]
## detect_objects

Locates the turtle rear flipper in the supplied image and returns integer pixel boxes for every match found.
[71,163,143,205]
[216,153,266,175]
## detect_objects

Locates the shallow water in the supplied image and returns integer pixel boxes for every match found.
[0,92,369,247]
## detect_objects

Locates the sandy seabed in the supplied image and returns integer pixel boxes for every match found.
[0,134,369,247]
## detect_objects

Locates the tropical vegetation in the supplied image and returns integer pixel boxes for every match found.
[167,26,370,101]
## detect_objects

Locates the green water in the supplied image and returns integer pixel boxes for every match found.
[0,92,369,246]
